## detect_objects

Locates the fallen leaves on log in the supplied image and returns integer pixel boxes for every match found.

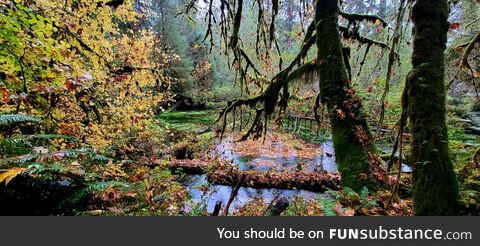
[207,167,341,192]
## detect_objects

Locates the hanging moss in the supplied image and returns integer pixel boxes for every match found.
[213,0,389,192]
[406,0,459,215]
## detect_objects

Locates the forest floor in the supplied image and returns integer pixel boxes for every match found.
[160,110,415,216]
[159,105,480,215]
[1,108,478,216]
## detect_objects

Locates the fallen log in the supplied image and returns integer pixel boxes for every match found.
[168,159,211,174]
[206,168,341,192]
[223,174,245,216]
[169,159,342,192]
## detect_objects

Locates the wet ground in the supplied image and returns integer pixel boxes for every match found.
[161,110,412,213]
[182,134,339,213]
[181,133,413,213]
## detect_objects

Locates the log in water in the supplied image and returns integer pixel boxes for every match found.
[207,168,341,192]
[169,159,341,191]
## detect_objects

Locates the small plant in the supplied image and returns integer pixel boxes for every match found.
[0,114,42,126]
[319,187,377,216]
[318,194,338,216]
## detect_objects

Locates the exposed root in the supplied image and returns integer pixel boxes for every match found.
[458,32,480,70]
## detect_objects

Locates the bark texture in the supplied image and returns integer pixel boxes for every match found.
[315,0,386,192]
[406,0,459,215]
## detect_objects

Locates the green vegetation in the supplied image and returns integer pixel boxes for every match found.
[159,110,217,132]
[1,0,479,216]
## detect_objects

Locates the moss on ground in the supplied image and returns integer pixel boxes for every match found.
[158,110,217,132]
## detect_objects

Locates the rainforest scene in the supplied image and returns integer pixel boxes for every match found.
[0,0,479,216]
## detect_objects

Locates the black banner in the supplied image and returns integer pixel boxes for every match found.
[1,217,477,246]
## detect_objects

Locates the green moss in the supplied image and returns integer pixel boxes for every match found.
[158,110,216,131]
[315,0,385,192]
[406,0,459,215]
[331,118,378,191]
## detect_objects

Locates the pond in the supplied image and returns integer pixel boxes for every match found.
[182,135,413,213]
[184,174,318,213]
[182,135,338,213]
[212,136,338,173]
[163,110,410,213]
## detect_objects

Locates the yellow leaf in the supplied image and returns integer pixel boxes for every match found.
[375,18,382,25]
[473,70,480,78]
[0,168,28,186]
[335,108,346,119]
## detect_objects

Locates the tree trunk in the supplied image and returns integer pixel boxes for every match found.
[406,0,459,215]
[286,0,295,32]
[315,0,386,192]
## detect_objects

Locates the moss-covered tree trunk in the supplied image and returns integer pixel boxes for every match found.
[315,0,386,192]
[406,0,459,215]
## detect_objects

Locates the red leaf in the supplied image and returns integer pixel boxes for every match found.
[64,78,84,91]
[19,93,29,107]
[334,202,355,216]
[0,87,10,103]
[449,23,460,31]
[366,85,372,93]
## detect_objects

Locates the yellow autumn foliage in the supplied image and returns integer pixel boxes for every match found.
[1,0,178,148]
[0,168,27,185]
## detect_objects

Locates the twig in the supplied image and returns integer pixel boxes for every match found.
[223,173,245,216]
[211,200,222,216]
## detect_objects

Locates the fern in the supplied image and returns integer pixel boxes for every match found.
[318,195,338,216]
[0,134,76,147]
[0,153,38,167]
[0,133,73,156]
[61,147,110,163]
[90,154,109,162]
[359,187,377,209]
[26,162,69,174]
[67,181,129,204]
[61,149,80,158]
[0,114,42,126]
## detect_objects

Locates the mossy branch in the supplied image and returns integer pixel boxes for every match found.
[339,25,388,48]
[340,11,388,28]
[214,20,318,141]
[458,32,480,70]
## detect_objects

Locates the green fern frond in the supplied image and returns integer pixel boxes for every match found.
[90,154,109,162]
[0,114,42,126]
[54,147,109,163]
[84,181,129,194]
[67,181,129,204]
[318,194,338,216]
[0,153,37,167]
[0,134,77,147]
[61,150,80,158]
[26,162,68,174]
[359,187,377,209]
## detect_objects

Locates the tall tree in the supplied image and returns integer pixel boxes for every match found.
[404,0,459,215]
[315,0,386,191]
[191,0,389,192]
